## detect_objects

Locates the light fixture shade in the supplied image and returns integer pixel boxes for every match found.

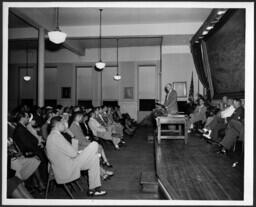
[95,61,106,70]
[23,75,31,81]
[206,25,214,30]
[113,75,121,81]
[202,31,208,35]
[217,10,226,15]
[48,30,67,44]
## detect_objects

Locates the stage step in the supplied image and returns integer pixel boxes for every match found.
[140,172,159,193]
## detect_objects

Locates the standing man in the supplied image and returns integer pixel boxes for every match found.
[164,83,178,114]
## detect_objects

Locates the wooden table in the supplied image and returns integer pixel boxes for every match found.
[156,115,188,144]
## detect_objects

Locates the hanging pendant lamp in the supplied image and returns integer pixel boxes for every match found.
[48,8,67,44]
[113,39,121,80]
[23,45,31,81]
[95,9,106,70]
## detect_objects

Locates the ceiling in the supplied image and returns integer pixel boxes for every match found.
[9,12,31,28]
[8,7,211,51]
[9,8,211,28]
[58,8,211,26]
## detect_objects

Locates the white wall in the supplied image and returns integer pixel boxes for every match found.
[8,44,203,119]
[161,45,203,102]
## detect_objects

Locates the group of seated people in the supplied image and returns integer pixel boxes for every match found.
[186,95,244,155]
[7,104,138,198]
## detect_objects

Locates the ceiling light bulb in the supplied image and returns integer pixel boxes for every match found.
[113,75,121,80]
[95,61,106,70]
[217,10,226,15]
[48,29,67,44]
[206,26,214,30]
[23,75,31,81]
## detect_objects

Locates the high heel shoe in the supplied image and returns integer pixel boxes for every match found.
[114,145,120,150]
[102,171,114,180]
[102,161,113,168]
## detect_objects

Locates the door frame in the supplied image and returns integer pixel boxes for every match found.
[137,64,159,122]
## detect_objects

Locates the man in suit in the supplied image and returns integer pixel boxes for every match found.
[164,83,178,114]
[202,98,235,141]
[46,116,106,196]
[217,98,244,154]
[13,112,48,183]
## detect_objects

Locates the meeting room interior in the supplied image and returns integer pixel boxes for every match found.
[2,1,254,206]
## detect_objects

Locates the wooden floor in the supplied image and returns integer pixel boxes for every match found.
[37,126,160,199]
[155,133,244,200]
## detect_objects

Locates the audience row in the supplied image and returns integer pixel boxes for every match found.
[7,104,138,198]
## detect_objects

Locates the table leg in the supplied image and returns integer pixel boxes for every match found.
[184,121,188,144]
[157,123,161,144]
[178,124,182,135]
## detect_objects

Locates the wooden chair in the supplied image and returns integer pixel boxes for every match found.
[45,164,83,199]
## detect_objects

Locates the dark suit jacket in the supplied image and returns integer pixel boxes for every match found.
[164,89,178,114]
[13,123,46,162]
[80,122,94,137]
[228,106,244,123]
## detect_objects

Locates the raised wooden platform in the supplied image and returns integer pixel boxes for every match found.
[155,134,244,200]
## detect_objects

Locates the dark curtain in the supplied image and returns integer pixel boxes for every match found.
[190,43,211,101]
[205,10,245,99]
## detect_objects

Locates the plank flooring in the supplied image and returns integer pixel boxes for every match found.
[155,133,244,200]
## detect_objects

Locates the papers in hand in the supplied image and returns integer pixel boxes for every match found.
[72,139,79,151]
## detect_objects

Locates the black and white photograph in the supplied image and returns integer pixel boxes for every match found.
[1,1,254,206]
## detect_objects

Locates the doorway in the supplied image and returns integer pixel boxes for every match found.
[138,65,158,122]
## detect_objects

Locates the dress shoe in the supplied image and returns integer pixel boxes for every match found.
[216,147,227,155]
[87,187,107,196]
[203,130,212,139]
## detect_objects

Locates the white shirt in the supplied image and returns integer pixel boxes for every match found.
[220,105,235,118]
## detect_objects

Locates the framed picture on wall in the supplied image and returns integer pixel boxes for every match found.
[124,87,134,99]
[61,87,71,99]
[173,82,187,98]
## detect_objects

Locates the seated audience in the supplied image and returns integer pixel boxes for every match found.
[112,106,136,135]
[88,109,121,150]
[102,106,125,144]
[187,98,207,133]
[202,98,235,140]
[46,116,106,196]
[13,112,48,184]
[69,112,91,150]
[216,98,244,154]
[219,96,229,111]
[26,113,45,147]
[69,112,111,167]
[7,155,33,198]
[8,137,45,192]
